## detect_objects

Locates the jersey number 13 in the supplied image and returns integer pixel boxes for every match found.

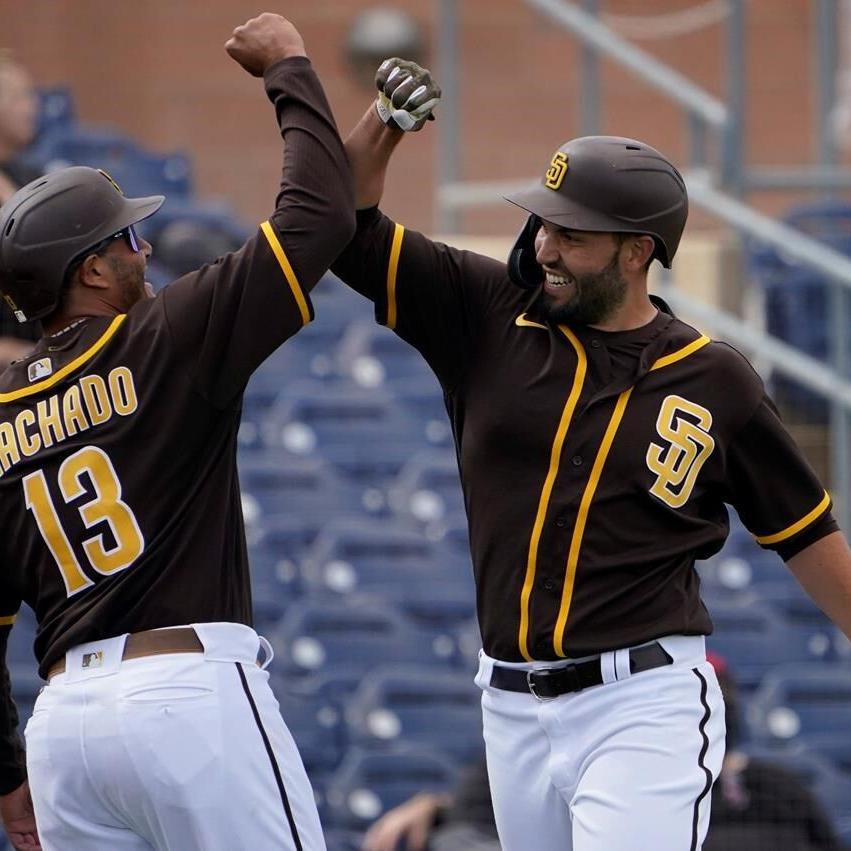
[23,446,145,597]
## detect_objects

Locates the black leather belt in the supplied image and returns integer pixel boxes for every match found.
[489,641,673,700]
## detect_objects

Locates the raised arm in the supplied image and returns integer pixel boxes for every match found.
[344,58,441,209]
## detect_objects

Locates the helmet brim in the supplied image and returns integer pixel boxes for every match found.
[504,184,632,235]
[121,194,166,229]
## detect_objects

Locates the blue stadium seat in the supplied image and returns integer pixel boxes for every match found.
[705,600,820,691]
[266,681,348,774]
[748,665,851,748]
[758,587,836,661]
[38,127,193,198]
[263,381,417,453]
[335,320,434,385]
[323,829,365,851]
[324,747,458,831]
[385,374,454,447]
[301,518,474,614]
[6,606,37,668]
[35,86,76,138]
[248,514,325,595]
[238,451,357,523]
[746,200,851,420]
[269,596,450,678]
[344,666,483,764]
[388,449,465,527]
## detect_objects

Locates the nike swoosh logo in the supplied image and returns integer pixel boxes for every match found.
[515,313,547,330]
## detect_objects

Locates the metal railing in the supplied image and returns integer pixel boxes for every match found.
[434,0,851,528]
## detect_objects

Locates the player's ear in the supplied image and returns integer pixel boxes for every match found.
[77,254,111,290]
[621,235,655,273]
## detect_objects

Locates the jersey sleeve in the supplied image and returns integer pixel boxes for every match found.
[0,604,25,795]
[331,206,508,390]
[160,56,355,407]
[724,394,838,560]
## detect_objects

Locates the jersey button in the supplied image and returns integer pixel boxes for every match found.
[543,579,555,591]
[571,455,583,466]
[590,339,601,348]
[555,516,567,527]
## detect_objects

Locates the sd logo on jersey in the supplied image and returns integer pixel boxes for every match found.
[646,395,715,508]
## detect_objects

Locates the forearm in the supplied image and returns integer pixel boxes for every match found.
[344,105,405,209]
[786,530,851,640]
[264,57,356,287]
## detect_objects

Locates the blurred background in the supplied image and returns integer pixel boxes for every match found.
[2,1,851,849]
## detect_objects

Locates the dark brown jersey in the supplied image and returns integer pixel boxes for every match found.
[0,56,354,792]
[332,207,836,664]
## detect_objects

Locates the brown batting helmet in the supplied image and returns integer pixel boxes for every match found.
[505,136,688,289]
[0,166,164,321]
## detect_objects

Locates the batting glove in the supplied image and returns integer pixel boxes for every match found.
[374,57,441,132]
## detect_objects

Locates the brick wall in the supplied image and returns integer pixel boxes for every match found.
[0,0,833,236]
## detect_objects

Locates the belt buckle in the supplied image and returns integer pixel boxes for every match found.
[526,666,561,702]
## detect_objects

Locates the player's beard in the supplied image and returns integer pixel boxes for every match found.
[536,251,628,326]
[105,253,148,311]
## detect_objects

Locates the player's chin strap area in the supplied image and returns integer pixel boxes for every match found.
[489,641,673,701]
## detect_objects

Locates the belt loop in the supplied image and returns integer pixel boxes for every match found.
[614,648,631,681]
[600,650,617,685]
[258,636,274,670]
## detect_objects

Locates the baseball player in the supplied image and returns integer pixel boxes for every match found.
[0,13,354,851]
[331,59,851,851]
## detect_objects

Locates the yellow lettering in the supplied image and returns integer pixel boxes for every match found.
[0,422,20,473]
[62,385,90,438]
[14,409,41,456]
[109,367,137,416]
[36,395,66,448]
[80,375,112,425]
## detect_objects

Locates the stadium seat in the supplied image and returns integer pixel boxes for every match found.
[38,127,192,198]
[388,448,465,526]
[248,514,325,593]
[35,86,76,138]
[335,320,434,386]
[748,665,851,747]
[344,666,483,763]
[269,596,452,678]
[238,451,357,522]
[705,600,821,691]
[324,746,459,831]
[301,517,474,614]
[385,374,454,447]
[266,681,348,774]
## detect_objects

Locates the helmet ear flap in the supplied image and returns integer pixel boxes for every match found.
[507,215,543,290]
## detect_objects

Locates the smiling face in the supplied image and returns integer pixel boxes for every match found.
[533,222,629,326]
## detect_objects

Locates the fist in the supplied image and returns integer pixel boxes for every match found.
[225,13,306,76]
[374,58,441,132]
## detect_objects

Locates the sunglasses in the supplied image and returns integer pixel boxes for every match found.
[93,225,141,254]
[64,225,142,284]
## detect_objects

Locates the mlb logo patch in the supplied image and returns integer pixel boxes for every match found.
[28,357,52,382]
[82,651,104,669]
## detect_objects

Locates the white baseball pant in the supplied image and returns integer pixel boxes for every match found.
[475,635,725,851]
[24,622,326,851]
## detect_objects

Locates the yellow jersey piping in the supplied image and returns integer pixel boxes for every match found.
[755,490,831,545]
[385,223,405,330]
[260,220,311,327]
[0,315,127,403]
[551,332,712,655]
[517,325,587,661]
